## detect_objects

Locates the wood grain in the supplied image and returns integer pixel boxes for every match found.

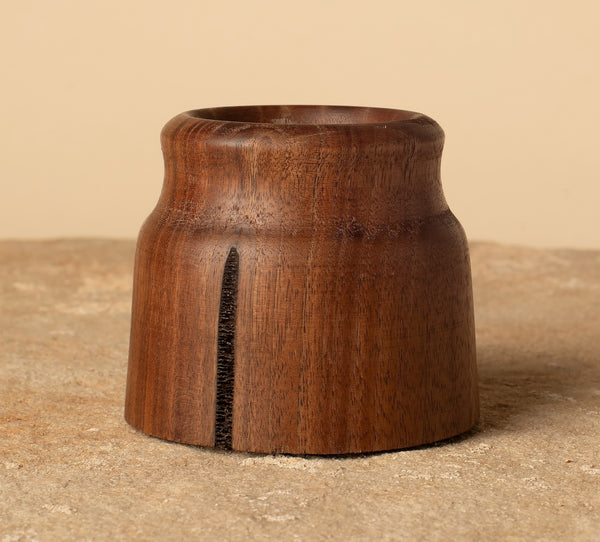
[124,105,479,454]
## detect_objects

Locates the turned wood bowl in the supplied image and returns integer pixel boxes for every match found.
[125,105,479,454]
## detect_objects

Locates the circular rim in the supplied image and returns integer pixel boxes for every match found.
[184,104,432,128]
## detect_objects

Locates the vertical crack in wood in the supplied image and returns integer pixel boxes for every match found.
[215,246,239,449]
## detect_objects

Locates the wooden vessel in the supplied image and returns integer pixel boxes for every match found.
[125,105,479,454]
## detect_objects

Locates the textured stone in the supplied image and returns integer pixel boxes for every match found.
[0,240,598,541]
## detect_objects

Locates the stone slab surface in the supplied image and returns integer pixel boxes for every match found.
[0,240,599,541]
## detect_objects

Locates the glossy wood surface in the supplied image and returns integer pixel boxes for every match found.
[125,105,479,454]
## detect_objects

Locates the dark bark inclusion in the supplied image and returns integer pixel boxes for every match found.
[215,247,239,449]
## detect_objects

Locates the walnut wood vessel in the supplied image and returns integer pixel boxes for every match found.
[125,105,479,454]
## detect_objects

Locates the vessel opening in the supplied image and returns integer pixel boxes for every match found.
[190,105,421,126]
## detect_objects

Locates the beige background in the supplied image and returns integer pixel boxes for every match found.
[1,0,598,248]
